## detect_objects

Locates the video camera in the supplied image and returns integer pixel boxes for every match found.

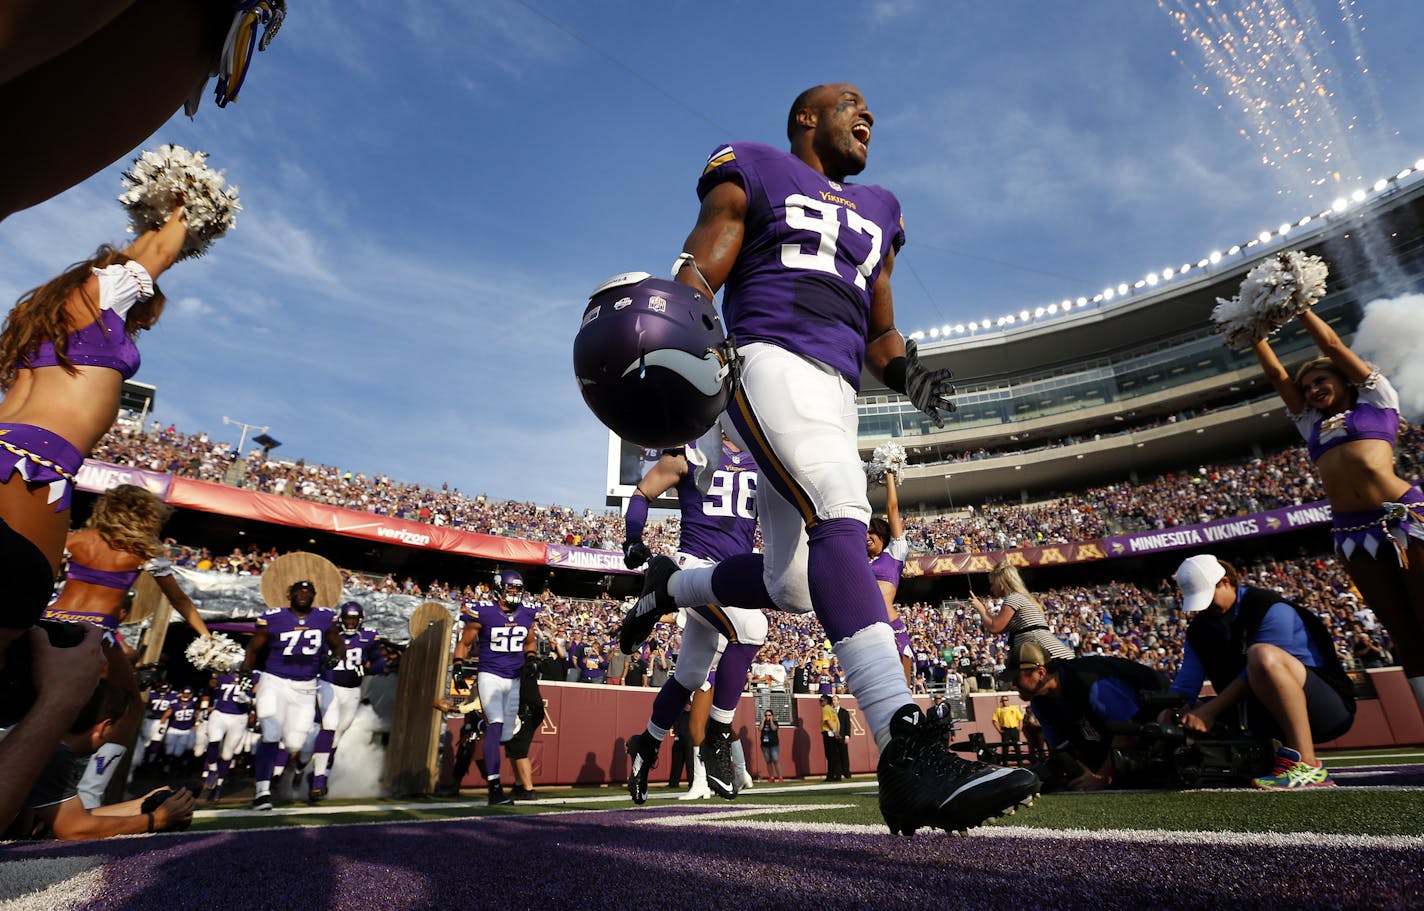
[1106,693,1275,789]
[0,619,90,727]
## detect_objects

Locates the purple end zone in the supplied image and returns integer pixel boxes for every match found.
[4,805,1421,911]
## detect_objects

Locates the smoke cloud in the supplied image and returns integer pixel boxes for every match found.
[1353,295,1424,421]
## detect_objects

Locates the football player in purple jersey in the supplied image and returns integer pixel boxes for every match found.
[307,601,385,801]
[200,669,253,802]
[240,579,343,810]
[158,686,198,774]
[452,570,538,805]
[628,83,1038,835]
[138,682,174,769]
[868,469,913,684]
[621,433,763,803]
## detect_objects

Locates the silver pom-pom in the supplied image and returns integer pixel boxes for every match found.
[118,145,240,260]
[184,632,245,672]
[865,442,908,485]
[1212,251,1329,350]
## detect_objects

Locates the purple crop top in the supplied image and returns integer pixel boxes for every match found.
[1291,371,1401,462]
[63,554,172,590]
[65,561,140,589]
[21,262,151,380]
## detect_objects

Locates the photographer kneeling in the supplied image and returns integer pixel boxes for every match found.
[1006,640,1170,791]
[5,677,194,839]
[1165,554,1355,789]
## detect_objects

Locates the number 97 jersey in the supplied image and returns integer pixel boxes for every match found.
[473,601,539,680]
[697,141,905,390]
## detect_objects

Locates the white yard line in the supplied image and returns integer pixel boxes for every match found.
[650,815,1424,849]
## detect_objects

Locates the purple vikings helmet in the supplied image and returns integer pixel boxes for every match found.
[340,601,364,629]
[573,272,735,449]
[493,569,524,608]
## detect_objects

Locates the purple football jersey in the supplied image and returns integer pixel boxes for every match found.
[146,691,174,719]
[672,440,758,562]
[697,141,906,388]
[258,606,338,681]
[471,600,538,679]
[211,672,252,715]
[167,697,198,731]
[322,627,382,688]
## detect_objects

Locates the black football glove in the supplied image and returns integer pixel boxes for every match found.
[622,538,652,570]
[904,338,956,427]
[322,652,342,671]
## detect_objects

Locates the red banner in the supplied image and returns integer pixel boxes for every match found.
[165,478,547,565]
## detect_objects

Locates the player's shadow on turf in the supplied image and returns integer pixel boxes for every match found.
[577,751,605,785]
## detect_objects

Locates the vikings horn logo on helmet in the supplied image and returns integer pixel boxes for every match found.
[573,272,736,450]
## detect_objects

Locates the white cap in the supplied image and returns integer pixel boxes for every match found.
[1175,554,1226,613]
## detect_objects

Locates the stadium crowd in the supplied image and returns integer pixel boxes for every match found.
[91,420,1424,560]
[160,539,1393,696]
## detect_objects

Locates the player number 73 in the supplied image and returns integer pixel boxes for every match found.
[780,194,883,290]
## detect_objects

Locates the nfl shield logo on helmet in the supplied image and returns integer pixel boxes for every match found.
[573,271,736,449]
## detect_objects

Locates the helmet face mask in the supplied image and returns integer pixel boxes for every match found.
[494,570,524,609]
[573,273,736,449]
[340,601,364,630]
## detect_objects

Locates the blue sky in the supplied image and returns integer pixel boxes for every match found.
[2,0,1420,510]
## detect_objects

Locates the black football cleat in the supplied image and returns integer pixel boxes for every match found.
[509,786,539,800]
[251,791,274,812]
[618,556,678,655]
[877,704,1038,837]
[626,733,660,805]
[487,782,514,806]
[701,720,738,800]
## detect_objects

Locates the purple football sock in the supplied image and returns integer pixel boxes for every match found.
[650,678,694,733]
[273,747,289,778]
[203,742,221,779]
[709,553,778,611]
[713,643,760,713]
[214,758,231,790]
[254,741,278,790]
[484,723,503,781]
[808,517,889,642]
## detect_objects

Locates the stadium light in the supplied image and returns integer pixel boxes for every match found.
[903,157,1424,341]
[222,416,270,456]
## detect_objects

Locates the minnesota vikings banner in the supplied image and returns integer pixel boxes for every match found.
[76,459,174,498]
[902,499,1334,577]
[545,544,640,575]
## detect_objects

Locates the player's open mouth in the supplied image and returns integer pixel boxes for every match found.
[852,123,871,147]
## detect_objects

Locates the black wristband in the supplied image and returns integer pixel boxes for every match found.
[147,812,156,833]
[883,356,907,394]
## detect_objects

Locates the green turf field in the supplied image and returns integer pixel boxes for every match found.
[188,752,1424,838]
